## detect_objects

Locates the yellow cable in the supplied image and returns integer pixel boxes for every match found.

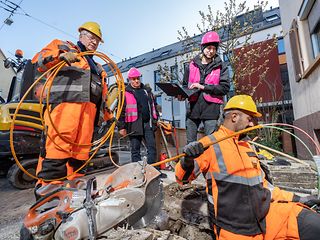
[10,51,125,182]
[151,125,263,167]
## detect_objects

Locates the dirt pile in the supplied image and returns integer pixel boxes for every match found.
[155,182,213,240]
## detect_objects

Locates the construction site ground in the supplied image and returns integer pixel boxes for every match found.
[0,149,317,239]
[0,162,213,240]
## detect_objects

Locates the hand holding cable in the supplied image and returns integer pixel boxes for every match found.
[59,52,80,66]
[151,125,263,167]
[183,141,205,158]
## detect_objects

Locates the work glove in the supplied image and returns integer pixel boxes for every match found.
[98,117,117,135]
[59,52,80,65]
[183,141,204,158]
[294,194,320,208]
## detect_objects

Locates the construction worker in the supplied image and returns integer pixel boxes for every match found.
[178,31,230,143]
[176,95,320,239]
[32,22,112,194]
[118,67,159,164]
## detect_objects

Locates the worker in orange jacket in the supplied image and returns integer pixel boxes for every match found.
[32,22,112,194]
[176,95,320,240]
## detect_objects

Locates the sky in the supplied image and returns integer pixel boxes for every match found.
[0,0,279,63]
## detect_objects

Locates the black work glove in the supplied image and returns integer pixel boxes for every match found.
[183,141,204,158]
[293,194,320,208]
[98,117,117,134]
[59,52,80,65]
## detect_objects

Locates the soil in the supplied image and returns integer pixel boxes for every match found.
[0,176,34,240]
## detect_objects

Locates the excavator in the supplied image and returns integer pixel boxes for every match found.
[0,50,124,189]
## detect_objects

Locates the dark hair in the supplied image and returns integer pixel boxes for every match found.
[201,42,219,52]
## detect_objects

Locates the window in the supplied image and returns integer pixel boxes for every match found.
[154,70,161,90]
[265,14,279,22]
[280,64,291,100]
[289,19,303,82]
[277,38,285,54]
[223,53,229,62]
[154,70,162,105]
[172,99,180,115]
[160,50,171,57]
[223,51,233,62]
[307,0,320,58]
[134,58,145,65]
[170,65,178,82]
[310,24,320,58]
[173,120,180,128]
[156,95,162,106]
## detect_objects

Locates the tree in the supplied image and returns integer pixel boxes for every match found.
[158,0,285,150]
[178,0,280,97]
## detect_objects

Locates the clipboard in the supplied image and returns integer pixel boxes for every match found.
[155,82,199,98]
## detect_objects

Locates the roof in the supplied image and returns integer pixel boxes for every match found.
[104,7,281,76]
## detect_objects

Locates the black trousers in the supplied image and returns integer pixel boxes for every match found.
[297,208,320,240]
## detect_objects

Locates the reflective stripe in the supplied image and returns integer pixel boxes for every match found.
[207,134,264,186]
[208,135,227,173]
[50,85,83,92]
[207,194,214,205]
[213,172,263,186]
[194,160,201,177]
[126,104,137,108]
[125,92,139,122]
[126,112,138,117]
[205,171,212,180]
[266,179,274,198]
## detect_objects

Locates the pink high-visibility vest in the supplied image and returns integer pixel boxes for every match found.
[188,61,223,104]
[125,91,157,122]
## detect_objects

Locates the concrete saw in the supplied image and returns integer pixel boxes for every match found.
[20,162,163,240]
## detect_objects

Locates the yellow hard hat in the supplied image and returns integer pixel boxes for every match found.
[224,95,262,117]
[78,21,103,43]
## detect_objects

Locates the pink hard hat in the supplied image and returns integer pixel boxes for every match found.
[128,67,141,79]
[201,31,220,45]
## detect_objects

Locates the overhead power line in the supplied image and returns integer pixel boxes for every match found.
[0,0,122,61]
[0,0,23,30]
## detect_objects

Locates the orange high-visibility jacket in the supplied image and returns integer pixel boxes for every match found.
[31,39,112,121]
[175,125,294,235]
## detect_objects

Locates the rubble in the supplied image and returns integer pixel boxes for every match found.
[260,158,318,192]
[153,182,213,240]
[100,181,214,240]
[103,228,186,240]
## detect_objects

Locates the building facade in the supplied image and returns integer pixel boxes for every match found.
[279,0,320,158]
[105,7,289,130]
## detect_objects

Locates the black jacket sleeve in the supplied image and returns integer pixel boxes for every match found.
[182,64,190,87]
[117,97,127,130]
[203,62,230,96]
